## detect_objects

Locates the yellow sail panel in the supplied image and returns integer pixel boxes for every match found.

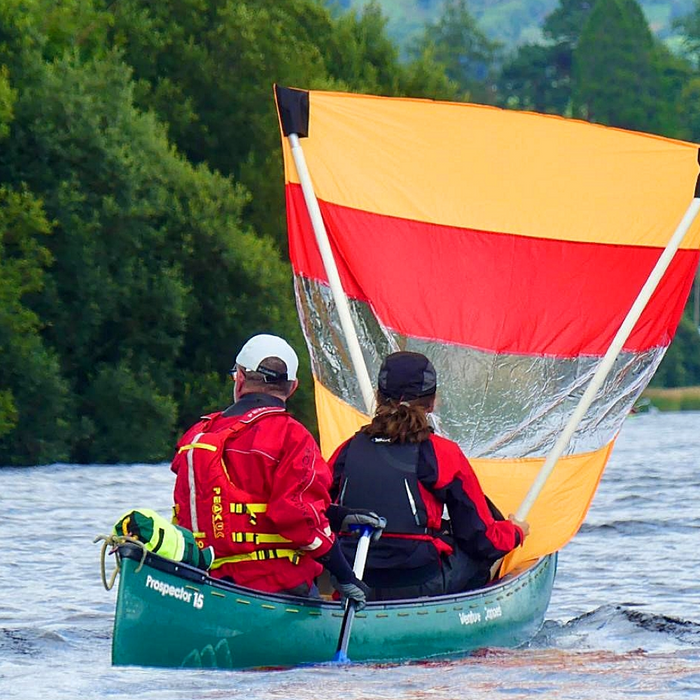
[281,90,700,249]
[314,380,369,458]
[472,445,613,571]
[315,378,612,573]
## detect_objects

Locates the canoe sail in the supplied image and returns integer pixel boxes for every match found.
[275,87,700,571]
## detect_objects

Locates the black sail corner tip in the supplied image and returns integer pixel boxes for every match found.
[695,148,700,197]
[274,85,310,138]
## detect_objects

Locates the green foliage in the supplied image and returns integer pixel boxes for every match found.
[572,0,669,132]
[413,0,501,102]
[498,42,572,113]
[674,0,700,64]
[0,29,306,462]
[105,0,335,253]
[497,1,596,114]
[80,361,178,463]
[399,44,461,100]
[651,313,700,387]
[677,75,700,140]
[325,2,459,99]
[543,0,596,44]
[327,1,401,93]
[0,186,73,465]
[655,41,693,136]
[4,51,189,387]
[642,386,700,410]
[672,1,700,140]
[0,67,15,139]
[345,0,695,49]
[0,391,17,439]
[104,0,454,255]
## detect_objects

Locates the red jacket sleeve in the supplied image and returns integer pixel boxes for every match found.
[265,420,336,559]
[427,435,523,560]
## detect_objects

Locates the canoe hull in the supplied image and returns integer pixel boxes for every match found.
[112,544,557,669]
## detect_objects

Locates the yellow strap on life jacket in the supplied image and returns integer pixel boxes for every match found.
[177,442,218,453]
[230,503,267,514]
[210,548,301,569]
[230,502,267,525]
[231,532,291,544]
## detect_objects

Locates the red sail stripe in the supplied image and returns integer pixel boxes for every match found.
[287,184,698,357]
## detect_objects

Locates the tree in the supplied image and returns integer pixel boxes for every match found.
[572,0,667,133]
[104,0,338,254]
[677,76,700,141]
[651,313,700,387]
[325,0,402,94]
[674,0,700,66]
[0,52,74,465]
[0,185,73,465]
[671,0,700,141]
[0,37,304,461]
[413,0,500,103]
[497,0,595,115]
[399,43,461,101]
[498,42,572,113]
[543,0,596,46]
[326,2,459,99]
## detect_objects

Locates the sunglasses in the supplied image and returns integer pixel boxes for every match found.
[228,365,287,382]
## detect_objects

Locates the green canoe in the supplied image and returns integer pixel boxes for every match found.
[110,543,556,669]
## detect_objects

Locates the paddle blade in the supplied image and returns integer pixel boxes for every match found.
[332,649,351,664]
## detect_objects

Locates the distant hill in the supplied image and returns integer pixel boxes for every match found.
[333,0,695,53]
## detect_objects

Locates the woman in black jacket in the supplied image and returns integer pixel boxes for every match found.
[329,351,529,600]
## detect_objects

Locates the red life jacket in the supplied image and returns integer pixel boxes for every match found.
[171,407,303,570]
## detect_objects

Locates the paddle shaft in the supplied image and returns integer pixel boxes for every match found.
[334,529,372,660]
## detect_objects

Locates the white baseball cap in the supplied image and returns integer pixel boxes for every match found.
[235,334,299,381]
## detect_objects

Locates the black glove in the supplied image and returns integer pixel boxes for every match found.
[327,504,387,541]
[318,540,370,610]
[332,575,370,611]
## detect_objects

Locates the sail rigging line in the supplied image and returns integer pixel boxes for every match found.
[515,196,700,521]
[286,131,376,415]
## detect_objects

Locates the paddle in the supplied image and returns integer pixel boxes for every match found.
[332,525,373,663]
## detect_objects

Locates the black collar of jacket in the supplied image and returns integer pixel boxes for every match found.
[222,393,286,417]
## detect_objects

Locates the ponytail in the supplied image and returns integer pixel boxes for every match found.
[361,393,434,444]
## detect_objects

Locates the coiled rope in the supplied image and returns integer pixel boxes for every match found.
[93,534,148,590]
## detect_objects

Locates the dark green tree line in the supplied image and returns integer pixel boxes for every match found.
[0,0,454,465]
[0,1,304,463]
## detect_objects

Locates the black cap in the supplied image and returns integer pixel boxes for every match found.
[377,352,437,401]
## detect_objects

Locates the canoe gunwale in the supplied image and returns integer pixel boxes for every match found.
[116,542,554,610]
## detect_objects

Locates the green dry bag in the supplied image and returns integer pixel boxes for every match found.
[114,507,213,570]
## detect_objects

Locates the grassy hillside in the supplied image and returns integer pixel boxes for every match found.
[641,386,700,411]
[336,0,695,51]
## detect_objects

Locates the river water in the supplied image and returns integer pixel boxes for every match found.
[1,411,699,699]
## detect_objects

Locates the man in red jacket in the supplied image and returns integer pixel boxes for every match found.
[171,333,373,606]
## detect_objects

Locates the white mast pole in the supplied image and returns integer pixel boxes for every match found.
[287,133,375,415]
[516,197,700,521]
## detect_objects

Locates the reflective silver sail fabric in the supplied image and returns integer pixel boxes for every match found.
[295,277,665,459]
